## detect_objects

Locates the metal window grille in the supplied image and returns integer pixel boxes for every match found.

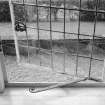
[0,0,104,92]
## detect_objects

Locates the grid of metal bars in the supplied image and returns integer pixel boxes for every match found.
[8,0,105,82]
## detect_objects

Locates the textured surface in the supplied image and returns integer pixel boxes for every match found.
[0,87,105,105]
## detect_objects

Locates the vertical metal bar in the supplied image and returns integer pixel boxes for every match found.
[23,0,30,63]
[88,0,98,79]
[102,59,105,81]
[36,0,41,66]
[63,0,66,73]
[50,0,54,70]
[101,2,105,81]
[75,0,81,76]
[9,0,20,63]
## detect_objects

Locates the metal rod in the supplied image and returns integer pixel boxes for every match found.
[63,0,66,73]
[36,0,41,66]
[88,0,98,79]
[75,0,82,76]
[23,0,30,63]
[50,0,54,70]
[102,59,105,81]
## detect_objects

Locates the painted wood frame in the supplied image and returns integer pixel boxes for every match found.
[9,0,20,63]
[0,52,5,93]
